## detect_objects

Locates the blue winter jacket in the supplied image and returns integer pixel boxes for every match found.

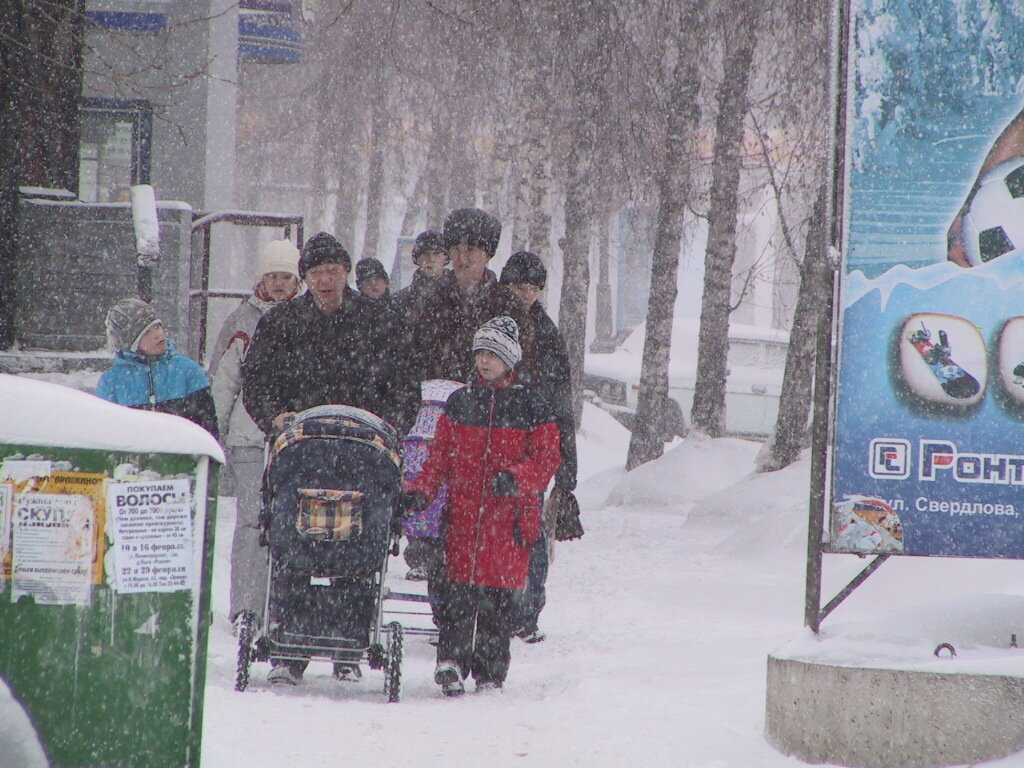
[96,340,219,437]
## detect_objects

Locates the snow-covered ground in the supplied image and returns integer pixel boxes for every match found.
[200,402,1024,768]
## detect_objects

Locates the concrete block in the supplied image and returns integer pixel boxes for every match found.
[765,655,1024,767]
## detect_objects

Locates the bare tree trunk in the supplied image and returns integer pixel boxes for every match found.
[333,126,363,246]
[592,202,615,352]
[757,186,828,471]
[558,119,594,429]
[448,104,476,209]
[361,104,388,261]
[510,158,531,253]
[17,0,84,190]
[690,9,759,437]
[529,152,553,253]
[626,1,705,471]
[399,170,426,236]
[425,111,450,227]
[483,116,514,222]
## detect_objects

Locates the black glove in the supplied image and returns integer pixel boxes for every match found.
[491,471,517,497]
[553,489,584,541]
[401,491,429,512]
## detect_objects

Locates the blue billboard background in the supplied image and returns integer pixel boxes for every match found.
[833,0,1024,557]
[846,0,1024,277]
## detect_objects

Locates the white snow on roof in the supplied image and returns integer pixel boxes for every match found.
[0,374,224,463]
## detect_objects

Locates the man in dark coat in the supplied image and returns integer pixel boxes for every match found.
[391,229,448,329]
[500,250,578,643]
[409,208,535,384]
[241,231,417,686]
[242,231,416,438]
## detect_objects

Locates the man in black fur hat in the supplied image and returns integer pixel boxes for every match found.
[409,209,535,384]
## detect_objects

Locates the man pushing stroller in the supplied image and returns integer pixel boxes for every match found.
[403,316,561,695]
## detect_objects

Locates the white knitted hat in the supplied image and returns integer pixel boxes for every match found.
[472,316,522,370]
[257,240,301,281]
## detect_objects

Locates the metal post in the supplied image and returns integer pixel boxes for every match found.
[805,0,851,633]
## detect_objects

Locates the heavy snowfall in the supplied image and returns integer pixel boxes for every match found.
[193,403,1024,768]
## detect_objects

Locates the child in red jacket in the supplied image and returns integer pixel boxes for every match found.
[404,316,561,695]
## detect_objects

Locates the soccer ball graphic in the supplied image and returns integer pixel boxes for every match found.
[962,156,1024,266]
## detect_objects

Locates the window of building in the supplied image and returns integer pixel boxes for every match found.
[78,99,152,203]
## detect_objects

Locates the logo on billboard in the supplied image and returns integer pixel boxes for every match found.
[919,439,1024,484]
[869,438,910,479]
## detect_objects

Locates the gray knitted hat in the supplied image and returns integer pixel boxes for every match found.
[472,315,522,370]
[106,298,160,353]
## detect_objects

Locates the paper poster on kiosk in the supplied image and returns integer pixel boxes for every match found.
[107,479,193,594]
[831,0,1024,558]
[12,493,94,606]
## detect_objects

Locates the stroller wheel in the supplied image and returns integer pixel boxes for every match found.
[385,621,403,703]
[235,611,256,692]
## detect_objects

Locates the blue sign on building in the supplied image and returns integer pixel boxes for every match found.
[238,9,302,63]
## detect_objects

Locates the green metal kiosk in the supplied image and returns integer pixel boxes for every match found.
[0,374,223,768]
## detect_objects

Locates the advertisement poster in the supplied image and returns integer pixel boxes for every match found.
[0,483,11,579]
[11,493,95,606]
[107,479,193,594]
[1,471,107,586]
[831,0,1024,557]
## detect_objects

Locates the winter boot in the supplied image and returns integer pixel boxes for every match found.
[267,662,302,686]
[332,663,362,682]
[434,661,465,697]
[476,680,503,694]
[405,566,428,581]
[516,627,546,644]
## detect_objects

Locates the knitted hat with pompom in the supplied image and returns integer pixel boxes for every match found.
[472,315,522,370]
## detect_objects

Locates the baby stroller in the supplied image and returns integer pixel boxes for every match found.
[235,405,405,702]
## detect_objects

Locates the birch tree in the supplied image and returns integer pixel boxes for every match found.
[690,1,761,437]
[757,187,828,471]
[626,0,707,470]
[753,0,833,470]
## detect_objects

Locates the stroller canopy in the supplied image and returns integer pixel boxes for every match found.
[270,405,402,471]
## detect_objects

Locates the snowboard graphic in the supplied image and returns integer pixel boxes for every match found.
[996,316,1024,408]
[897,313,986,407]
[906,324,980,399]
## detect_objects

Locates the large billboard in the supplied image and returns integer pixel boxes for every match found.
[831,0,1024,558]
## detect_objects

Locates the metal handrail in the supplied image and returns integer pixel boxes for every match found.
[188,211,304,363]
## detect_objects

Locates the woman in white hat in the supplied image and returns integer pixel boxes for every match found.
[208,239,301,627]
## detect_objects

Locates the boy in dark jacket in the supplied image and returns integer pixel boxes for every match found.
[391,229,447,330]
[404,316,560,695]
[500,251,578,642]
[97,298,218,438]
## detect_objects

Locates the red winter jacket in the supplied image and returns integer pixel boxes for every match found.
[408,373,561,589]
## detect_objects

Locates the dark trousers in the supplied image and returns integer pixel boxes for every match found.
[405,537,448,625]
[438,582,515,685]
[511,530,548,633]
